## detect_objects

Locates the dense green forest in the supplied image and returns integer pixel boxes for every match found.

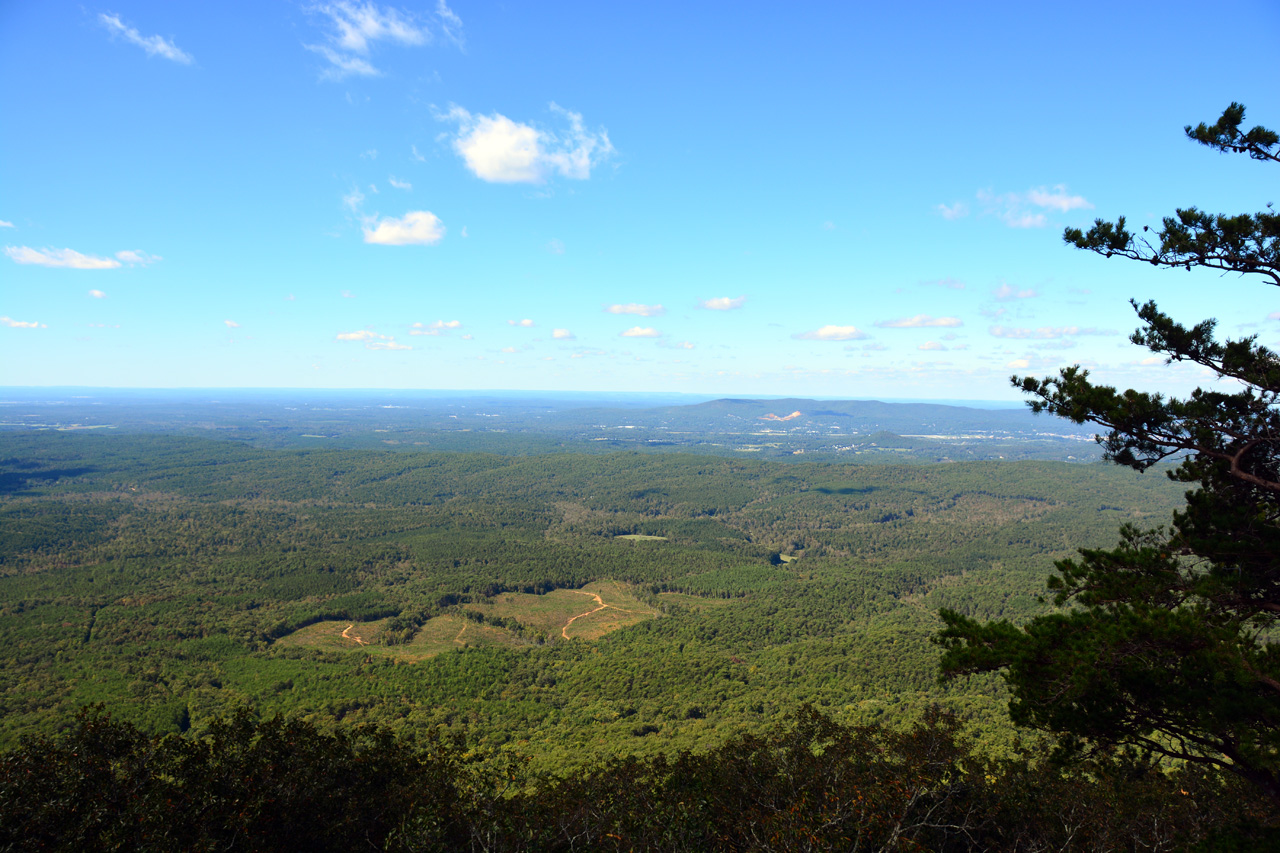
[0,430,1184,772]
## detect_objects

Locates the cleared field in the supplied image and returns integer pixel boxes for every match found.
[614,534,668,541]
[275,581,663,656]
[407,614,521,656]
[274,618,392,653]
[484,580,657,641]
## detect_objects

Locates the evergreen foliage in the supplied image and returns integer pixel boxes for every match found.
[938,104,1280,804]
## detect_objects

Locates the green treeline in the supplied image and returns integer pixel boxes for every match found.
[2,706,1271,852]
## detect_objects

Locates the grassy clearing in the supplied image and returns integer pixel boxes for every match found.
[273,618,392,653]
[273,581,663,656]
[614,534,668,541]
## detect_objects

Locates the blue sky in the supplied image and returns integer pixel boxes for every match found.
[3,1,1278,400]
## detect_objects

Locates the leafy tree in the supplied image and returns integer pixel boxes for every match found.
[938,103,1280,804]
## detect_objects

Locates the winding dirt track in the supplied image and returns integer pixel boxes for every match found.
[561,588,644,639]
[341,624,367,645]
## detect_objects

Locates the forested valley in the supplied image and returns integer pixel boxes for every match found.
[4,427,1272,849]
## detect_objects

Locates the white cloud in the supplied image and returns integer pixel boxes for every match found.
[918,341,948,351]
[115,249,161,266]
[411,145,426,162]
[363,210,445,245]
[1,316,45,329]
[410,320,462,336]
[698,295,746,311]
[99,13,193,64]
[460,226,468,238]
[989,325,1115,339]
[433,0,464,47]
[935,202,969,220]
[792,325,868,341]
[875,314,962,329]
[508,318,535,327]
[547,239,565,254]
[88,289,107,299]
[992,282,1038,301]
[606,303,665,317]
[621,326,661,338]
[922,277,965,289]
[342,290,356,298]
[305,1,461,79]
[224,320,239,328]
[336,329,411,350]
[1028,186,1093,213]
[977,185,1092,228]
[552,328,575,340]
[307,46,379,77]
[438,103,613,184]
[671,340,695,349]
[500,346,518,353]
[0,221,13,228]
[5,246,122,269]
[389,176,412,190]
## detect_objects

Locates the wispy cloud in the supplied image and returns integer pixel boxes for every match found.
[989,325,1116,339]
[875,314,962,329]
[115,249,161,266]
[305,1,463,80]
[698,295,746,311]
[992,282,1038,301]
[792,325,868,341]
[918,341,948,351]
[1,316,46,329]
[363,210,444,245]
[5,246,122,269]
[606,303,664,317]
[921,277,965,289]
[224,320,239,328]
[552,328,575,340]
[335,329,411,349]
[0,221,14,228]
[99,12,193,64]
[410,320,462,336]
[508,318,535,327]
[975,184,1093,228]
[389,176,412,190]
[89,289,107,299]
[935,202,968,220]
[1027,186,1093,213]
[437,103,613,184]
[546,239,565,255]
[621,326,661,338]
